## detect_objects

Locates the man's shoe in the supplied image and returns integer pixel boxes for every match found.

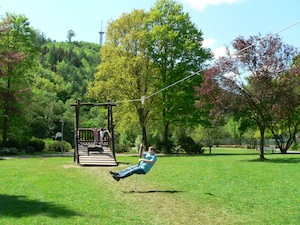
[113,174,120,181]
[110,171,118,175]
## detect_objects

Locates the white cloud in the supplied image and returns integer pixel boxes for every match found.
[212,46,227,58]
[202,38,226,58]
[182,0,242,11]
[202,38,216,47]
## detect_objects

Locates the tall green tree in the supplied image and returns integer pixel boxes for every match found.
[67,30,75,42]
[88,9,154,149]
[0,13,39,143]
[145,0,212,152]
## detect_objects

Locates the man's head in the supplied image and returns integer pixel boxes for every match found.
[148,146,155,154]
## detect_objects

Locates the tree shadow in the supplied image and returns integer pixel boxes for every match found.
[0,194,81,218]
[265,158,300,164]
[202,153,258,156]
[243,157,300,164]
[123,190,183,194]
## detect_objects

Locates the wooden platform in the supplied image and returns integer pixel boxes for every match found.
[78,143,117,166]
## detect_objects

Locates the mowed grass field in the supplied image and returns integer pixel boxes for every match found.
[0,149,299,225]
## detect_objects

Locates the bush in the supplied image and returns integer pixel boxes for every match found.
[2,139,20,149]
[134,135,142,149]
[27,137,45,152]
[115,144,130,153]
[0,147,19,156]
[25,146,35,154]
[45,140,72,152]
[291,142,299,151]
[178,136,203,154]
[154,139,174,154]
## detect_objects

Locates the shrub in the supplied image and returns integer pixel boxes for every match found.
[178,136,203,154]
[115,144,130,153]
[291,142,299,151]
[134,135,142,149]
[25,146,35,154]
[2,139,20,149]
[0,147,19,156]
[27,137,45,152]
[154,139,174,154]
[45,140,72,152]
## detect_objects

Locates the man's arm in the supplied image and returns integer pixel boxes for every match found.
[138,158,154,164]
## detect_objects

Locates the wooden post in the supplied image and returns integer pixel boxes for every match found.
[73,99,80,163]
[107,100,116,160]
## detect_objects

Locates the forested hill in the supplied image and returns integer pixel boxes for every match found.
[0,27,103,149]
[38,41,101,102]
[26,40,103,143]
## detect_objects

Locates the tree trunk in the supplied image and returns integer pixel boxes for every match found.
[2,78,11,143]
[142,121,147,151]
[259,126,266,160]
[2,108,8,142]
[139,106,147,151]
[163,122,170,153]
[162,92,171,153]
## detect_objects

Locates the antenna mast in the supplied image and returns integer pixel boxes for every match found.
[99,21,105,46]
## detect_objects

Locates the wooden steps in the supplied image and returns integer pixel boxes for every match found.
[78,143,117,166]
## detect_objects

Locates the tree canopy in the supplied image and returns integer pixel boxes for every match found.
[88,0,212,152]
[196,33,300,159]
[0,13,39,143]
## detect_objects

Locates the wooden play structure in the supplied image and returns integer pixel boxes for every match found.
[71,99,117,166]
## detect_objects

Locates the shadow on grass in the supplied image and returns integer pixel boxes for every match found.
[123,153,259,158]
[0,194,81,218]
[116,162,131,165]
[204,192,215,196]
[265,157,300,164]
[123,190,183,194]
[201,153,258,156]
[244,157,300,164]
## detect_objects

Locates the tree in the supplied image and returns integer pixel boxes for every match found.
[0,13,39,143]
[195,34,298,160]
[88,9,154,149]
[145,0,212,152]
[266,64,300,153]
[225,116,254,146]
[67,30,75,42]
[191,124,226,154]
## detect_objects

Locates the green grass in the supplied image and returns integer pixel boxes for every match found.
[0,149,300,224]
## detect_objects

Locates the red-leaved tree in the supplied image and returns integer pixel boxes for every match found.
[195,34,299,160]
[0,14,38,143]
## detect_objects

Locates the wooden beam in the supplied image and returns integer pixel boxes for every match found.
[71,102,116,107]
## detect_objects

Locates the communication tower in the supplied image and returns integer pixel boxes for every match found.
[99,21,105,46]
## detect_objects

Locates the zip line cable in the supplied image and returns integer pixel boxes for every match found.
[113,98,141,104]
[145,70,200,99]
[232,20,300,56]
[98,19,300,106]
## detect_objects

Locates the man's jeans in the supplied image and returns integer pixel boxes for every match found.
[118,165,146,178]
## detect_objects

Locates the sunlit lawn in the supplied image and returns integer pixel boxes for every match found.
[0,148,300,224]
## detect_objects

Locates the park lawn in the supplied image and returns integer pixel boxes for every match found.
[0,149,299,225]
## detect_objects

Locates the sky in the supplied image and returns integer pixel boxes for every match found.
[1,0,300,57]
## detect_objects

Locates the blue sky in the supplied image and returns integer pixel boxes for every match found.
[1,0,300,57]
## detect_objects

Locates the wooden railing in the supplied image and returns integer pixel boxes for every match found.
[78,128,111,146]
[78,128,94,142]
